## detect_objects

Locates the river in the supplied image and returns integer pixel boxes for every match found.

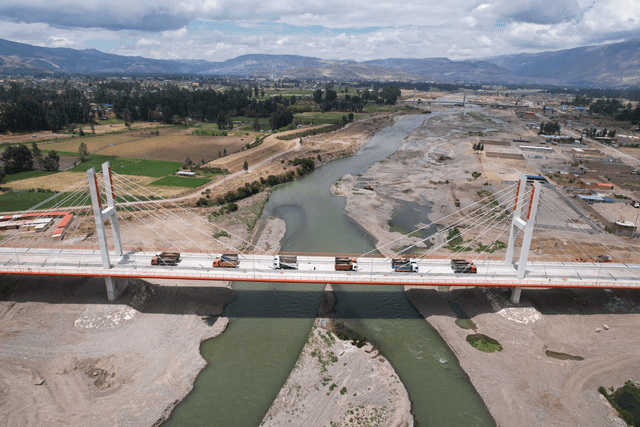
[163,111,494,426]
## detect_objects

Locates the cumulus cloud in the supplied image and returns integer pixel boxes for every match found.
[0,0,638,62]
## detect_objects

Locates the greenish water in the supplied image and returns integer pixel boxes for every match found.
[545,350,584,361]
[164,110,494,426]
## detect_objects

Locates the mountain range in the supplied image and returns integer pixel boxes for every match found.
[1,37,639,87]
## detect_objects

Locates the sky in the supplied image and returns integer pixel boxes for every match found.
[0,0,639,62]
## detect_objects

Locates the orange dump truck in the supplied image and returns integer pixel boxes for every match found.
[335,256,357,271]
[151,251,181,265]
[212,253,239,268]
[451,259,477,274]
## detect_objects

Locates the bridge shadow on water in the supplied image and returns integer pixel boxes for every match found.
[3,275,640,319]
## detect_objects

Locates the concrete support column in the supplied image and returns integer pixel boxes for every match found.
[510,286,522,304]
[105,277,129,302]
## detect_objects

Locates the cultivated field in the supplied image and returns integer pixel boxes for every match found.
[35,127,251,163]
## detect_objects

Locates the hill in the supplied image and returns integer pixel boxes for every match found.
[1,37,639,87]
[484,38,640,87]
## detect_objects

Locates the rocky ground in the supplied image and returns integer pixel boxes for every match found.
[333,104,640,426]
[406,285,640,427]
[0,276,233,426]
[262,285,412,427]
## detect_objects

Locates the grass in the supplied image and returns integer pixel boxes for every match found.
[69,155,138,173]
[388,219,407,234]
[116,160,182,177]
[466,334,503,353]
[150,176,211,188]
[69,156,181,178]
[0,189,86,212]
[2,170,57,183]
[476,240,507,254]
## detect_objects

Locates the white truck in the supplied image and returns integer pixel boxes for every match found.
[273,255,298,270]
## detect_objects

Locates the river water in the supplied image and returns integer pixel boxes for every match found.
[164,111,493,426]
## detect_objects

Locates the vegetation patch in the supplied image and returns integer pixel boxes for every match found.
[466,334,503,353]
[2,170,57,183]
[444,226,472,252]
[329,320,369,348]
[475,240,507,253]
[599,381,640,426]
[116,159,182,177]
[69,155,138,172]
[150,176,211,188]
[388,219,407,234]
[0,189,79,212]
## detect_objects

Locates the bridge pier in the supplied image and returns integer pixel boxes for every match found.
[510,286,522,304]
[105,277,129,302]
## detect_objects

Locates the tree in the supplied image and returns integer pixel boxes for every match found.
[380,85,401,105]
[313,89,323,104]
[325,89,337,102]
[42,150,60,171]
[269,109,294,130]
[78,142,89,163]
[32,142,43,170]
[2,144,33,174]
[253,117,260,131]
[0,167,4,185]
[243,160,249,171]
[162,105,173,124]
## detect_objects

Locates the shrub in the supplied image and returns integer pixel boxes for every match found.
[196,197,209,207]
[227,202,238,212]
[224,190,237,203]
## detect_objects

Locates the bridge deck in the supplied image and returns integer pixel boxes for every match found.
[1,248,639,289]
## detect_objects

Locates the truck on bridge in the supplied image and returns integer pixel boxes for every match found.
[451,259,477,274]
[335,256,357,271]
[392,257,419,272]
[151,251,181,266]
[273,255,298,270]
[212,254,239,268]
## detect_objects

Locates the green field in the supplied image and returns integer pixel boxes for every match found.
[68,156,181,178]
[69,155,138,172]
[116,160,182,177]
[0,190,85,212]
[2,170,57,183]
[150,176,211,188]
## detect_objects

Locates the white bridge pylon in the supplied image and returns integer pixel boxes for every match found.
[505,174,542,303]
[88,162,128,301]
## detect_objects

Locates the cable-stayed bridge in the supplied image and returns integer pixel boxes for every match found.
[1,162,639,303]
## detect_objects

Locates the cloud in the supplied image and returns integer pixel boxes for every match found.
[472,0,582,25]
[0,0,638,63]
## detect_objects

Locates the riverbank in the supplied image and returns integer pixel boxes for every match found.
[0,276,233,426]
[332,104,640,426]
